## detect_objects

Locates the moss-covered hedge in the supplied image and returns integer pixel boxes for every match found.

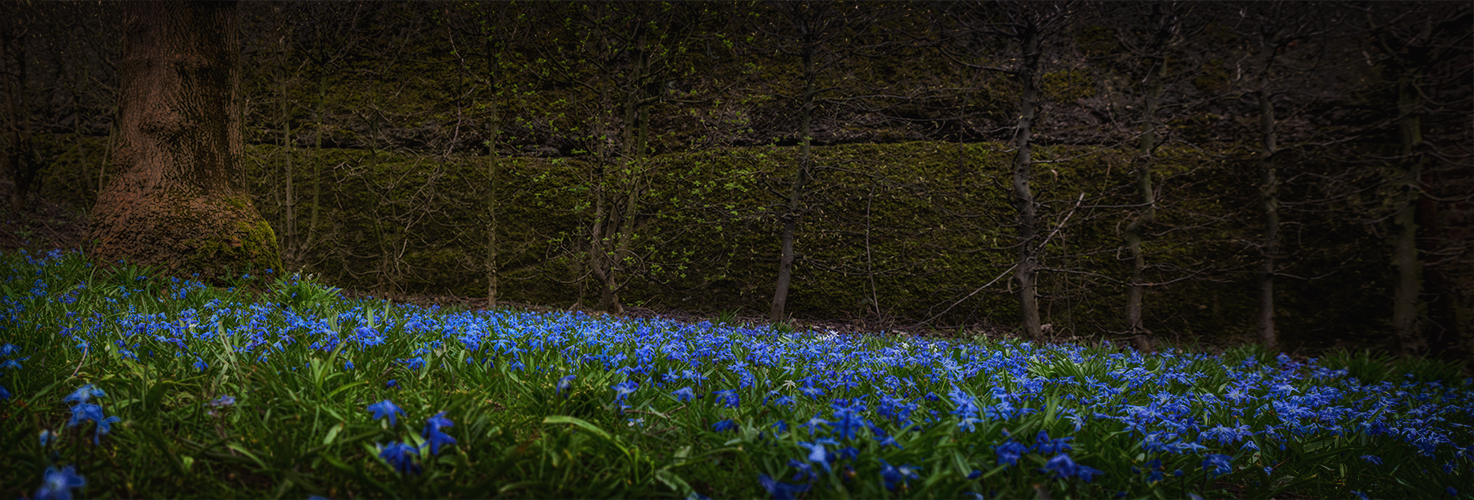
[31,136,1393,349]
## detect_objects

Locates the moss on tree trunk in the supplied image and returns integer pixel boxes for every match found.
[88,0,282,279]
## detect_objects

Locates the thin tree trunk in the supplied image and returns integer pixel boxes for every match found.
[483,5,500,307]
[1256,90,1279,351]
[771,38,816,323]
[1011,22,1043,342]
[1391,73,1425,356]
[4,16,37,215]
[306,64,324,261]
[1125,49,1164,351]
[280,70,295,263]
[90,0,282,279]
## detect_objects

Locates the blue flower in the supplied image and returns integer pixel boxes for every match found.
[1034,430,1073,455]
[367,399,405,426]
[714,389,740,408]
[421,411,456,455]
[878,459,921,490]
[1202,453,1232,478]
[713,419,738,433]
[1448,487,1458,497]
[875,434,903,449]
[378,441,421,475]
[995,439,1029,467]
[209,395,236,407]
[758,473,809,500]
[801,414,829,437]
[1042,453,1101,481]
[787,458,815,482]
[35,465,85,500]
[798,441,832,473]
[831,407,867,441]
[66,403,120,444]
[0,343,16,357]
[1353,491,1370,500]
[672,386,696,403]
[63,384,106,405]
[1360,455,1382,465]
[557,375,576,397]
[0,384,9,400]
[386,379,399,389]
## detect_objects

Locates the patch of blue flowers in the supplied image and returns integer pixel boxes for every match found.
[3,249,1472,497]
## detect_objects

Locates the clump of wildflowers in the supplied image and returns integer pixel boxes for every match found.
[35,465,85,500]
[63,384,120,445]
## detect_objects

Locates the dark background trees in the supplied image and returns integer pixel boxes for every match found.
[4,0,1470,360]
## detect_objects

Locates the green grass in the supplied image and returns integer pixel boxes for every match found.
[1,249,1471,499]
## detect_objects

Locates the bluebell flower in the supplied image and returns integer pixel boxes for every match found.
[209,395,236,407]
[798,441,832,473]
[878,459,921,490]
[612,380,638,407]
[63,384,106,405]
[386,379,399,389]
[787,458,815,482]
[876,434,903,449]
[713,419,738,433]
[0,343,16,357]
[422,411,456,455]
[714,389,740,408]
[0,358,23,370]
[66,403,120,444]
[1034,430,1073,455]
[344,360,354,370]
[1360,455,1382,465]
[0,384,9,400]
[1448,487,1458,497]
[831,407,867,440]
[967,469,982,480]
[758,473,809,500]
[367,399,405,426]
[1353,491,1369,500]
[801,414,829,436]
[557,375,576,397]
[1202,453,1232,478]
[672,386,696,403]
[995,439,1029,467]
[377,441,421,475]
[35,465,85,500]
[1042,453,1093,481]
[40,430,58,446]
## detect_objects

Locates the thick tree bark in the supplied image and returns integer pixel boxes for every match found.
[1256,90,1279,351]
[89,0,282,279]
[1012,22,1043,342]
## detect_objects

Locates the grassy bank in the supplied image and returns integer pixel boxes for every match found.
[1,249,1469,498]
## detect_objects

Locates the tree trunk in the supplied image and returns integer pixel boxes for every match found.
[483,6,500,308]
[3,14,39,215]
[1391,73,1425,356]
[1124,43,1165,352]
[1256,90,1279,352]
[89,0,282,279]
[770,37,816,323]
[1011,22,1043,342]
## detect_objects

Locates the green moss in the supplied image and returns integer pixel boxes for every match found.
[1042,69,1097,103]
